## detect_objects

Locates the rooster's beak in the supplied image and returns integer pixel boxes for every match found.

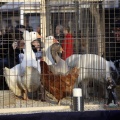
[37,33,42,38]
[60,47,64,53]
[53,38,59,43]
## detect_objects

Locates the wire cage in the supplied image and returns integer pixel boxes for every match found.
[0,0,120,113]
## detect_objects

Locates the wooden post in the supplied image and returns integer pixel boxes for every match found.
[41,0,47,40]
[90,4,103,56]
[74,0,79,54]
[100,1,105,58]
[40,0,47,60]
[46,0,51,36]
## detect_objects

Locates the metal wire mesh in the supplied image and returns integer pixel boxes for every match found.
[0,0,120,112]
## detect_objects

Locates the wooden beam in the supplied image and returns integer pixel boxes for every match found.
[0,0,104,3]
[0,0,40,2]
[0,106,71,114]
[48,0,103,2]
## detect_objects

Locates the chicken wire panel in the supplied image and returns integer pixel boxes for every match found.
[0,0,76,111]
[48,0,105,55]
[43,0,120,111]
[0,0,47,109]
[0,0,120,112]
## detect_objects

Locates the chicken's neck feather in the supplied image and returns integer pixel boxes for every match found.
[23,41,36,61]
[44,44,55,65]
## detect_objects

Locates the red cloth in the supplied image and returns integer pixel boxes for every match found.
[62,33,73,60]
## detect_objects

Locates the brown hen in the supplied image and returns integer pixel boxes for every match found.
[40,61,79,105]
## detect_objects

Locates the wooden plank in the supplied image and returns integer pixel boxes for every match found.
[0,106,71,114]
[48,0,102,2]
[0,0,103,3]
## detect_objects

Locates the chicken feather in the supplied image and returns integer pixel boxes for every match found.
[40,61,79,104]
